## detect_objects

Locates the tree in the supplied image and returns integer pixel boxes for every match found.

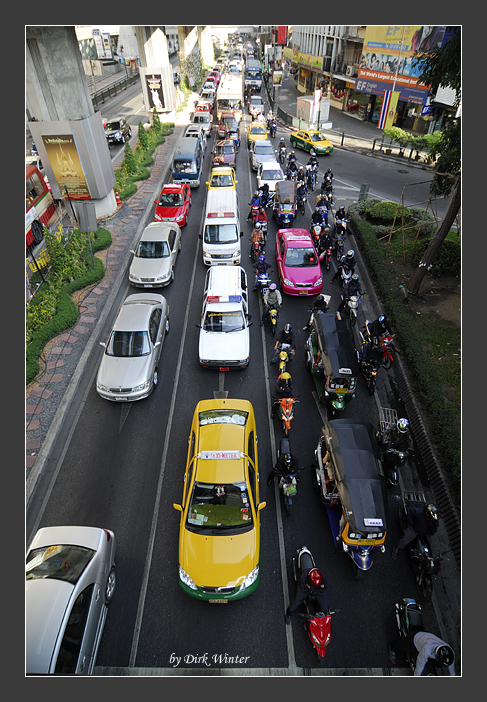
[408,26,461,294]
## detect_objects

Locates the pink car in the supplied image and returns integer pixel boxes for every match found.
[275,228,323,296]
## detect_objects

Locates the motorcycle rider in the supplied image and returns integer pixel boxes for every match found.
[247,190,264,221]
[271,323,296,364]
[392,502,440,560]
[380,417,414,453]
[331,249,357,283]
[286,159,298,180]
[369,314,394,339]
[249,221,265,259]
[285,566,329,623]
[252,253,271,291]
[297,179,308,205]
[267,436,298,485]
[303,293,329,331]
[361,336,382,370]
[261,282,283,325]
[389,631,455,676]
[338,273,363,313]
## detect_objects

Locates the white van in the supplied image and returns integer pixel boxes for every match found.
[200,188,242,266]
[198,265,251,369]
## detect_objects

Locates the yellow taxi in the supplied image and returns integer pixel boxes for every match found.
[206,166,238,190]
[247,122,268,148]
[173,398,266,602]
[290,129,334,156]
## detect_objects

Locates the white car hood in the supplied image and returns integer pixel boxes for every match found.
[129,257,170,280]
[199,328,249,362]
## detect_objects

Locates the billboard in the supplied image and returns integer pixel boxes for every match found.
[357,26,446,104]
[41,134,91,199]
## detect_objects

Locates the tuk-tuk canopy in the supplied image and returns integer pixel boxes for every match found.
[274,180,296,204]
[312,311,359,378]
[322,419,387,534]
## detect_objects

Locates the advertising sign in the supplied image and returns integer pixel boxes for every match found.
[145,73,165,112]
[357,26,446,104]
[41,134,91,199]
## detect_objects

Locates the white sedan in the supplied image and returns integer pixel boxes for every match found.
[257,160,285,196]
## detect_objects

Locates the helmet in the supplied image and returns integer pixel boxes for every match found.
[378,314,386,323]
[338,205,345,212]
[255,222,261,229]
[324,226,330,232]
[352,273,359,281]
[284,324,292,334]
[284,453,292,467]
[347,249,355,258]
[434,645,454,668]
[426,503,440,521]
[280,136,285,142]
[308,568,323,586]
[397,418,409,433]
[280,372,291,389]
[269,283,277,290]
[259,254,265,262]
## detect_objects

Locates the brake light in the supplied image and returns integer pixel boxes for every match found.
[104,530,112,542]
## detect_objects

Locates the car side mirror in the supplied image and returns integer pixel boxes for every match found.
[99,342,106,347]
[173,503,183,512]
[154,341,161,348]
[257,502,267,511]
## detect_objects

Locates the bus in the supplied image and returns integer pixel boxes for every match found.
[26,164,57,250]
[216,73,243,122]
[244,58,262,92]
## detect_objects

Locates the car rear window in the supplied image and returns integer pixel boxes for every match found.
[26,544,95,585]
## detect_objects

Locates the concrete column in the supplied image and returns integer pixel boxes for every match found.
[26,26,116,219]
[136,26,176,115]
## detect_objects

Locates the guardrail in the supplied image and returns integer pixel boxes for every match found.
[91,73,140,109]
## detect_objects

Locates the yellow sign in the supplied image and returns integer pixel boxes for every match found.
[41,134,91,199]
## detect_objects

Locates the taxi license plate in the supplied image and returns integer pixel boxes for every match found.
[209,599,228,604]
[357,538,376,545]
[335,388,347,394]
[299,290,309,295]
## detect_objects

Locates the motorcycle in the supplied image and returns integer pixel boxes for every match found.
[277,342,293,372]
[377,407,411,487]
[362,321,399,370]
[394,598,438,675]
[339,262,353,289]
[341,294,361,326]
[273,396,298,435]
[361,360,378,395]
[400,491,442,602]
[297,192,307,216]
[278,144,287,164]
[321,176,333,196]
[269,120,277,137]
[265,304,279,335]
[310,222,323,249]
[321,245,333,271]
[292,546,336,660]
[335,216,349,238]
[275,437,304,513]
[255,272,272,297]
[306,165,317,191]
[335,234,345,261]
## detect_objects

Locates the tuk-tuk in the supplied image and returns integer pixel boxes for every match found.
[273,180,297,227]
[314,419,388,574]
[305,311,359,415]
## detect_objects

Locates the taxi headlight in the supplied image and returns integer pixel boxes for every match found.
[283,277,295,287]
[316,277,323,286]
[239,565,259,592]
[179,565,198,591]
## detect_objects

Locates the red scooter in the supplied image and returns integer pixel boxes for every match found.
[292,546,337,660]
[274,396,298,436]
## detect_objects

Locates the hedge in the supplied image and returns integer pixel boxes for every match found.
[26,228,111,385]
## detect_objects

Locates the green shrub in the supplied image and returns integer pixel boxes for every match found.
[137,121,149,151]
[410,238,461,276]
[364,200,412,224]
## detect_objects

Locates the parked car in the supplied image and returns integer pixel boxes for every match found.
[26,526,116,675]
[249,139,276,171]
[129,222,181,288]
[212,139,237,168]
[173,398,266,601]
[96,293,169,401]
[104,118,131,145]
[275,228,323,296]
[256,161,285,195]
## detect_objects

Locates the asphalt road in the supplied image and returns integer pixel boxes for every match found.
[26,86,457,675]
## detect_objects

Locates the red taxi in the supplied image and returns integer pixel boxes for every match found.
[154,183,191,227]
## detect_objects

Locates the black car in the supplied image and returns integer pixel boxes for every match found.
[104,118,132,145]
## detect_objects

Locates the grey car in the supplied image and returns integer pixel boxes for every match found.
[249,139,277,171]
[104,118,131,144]
[129,222,181,288]
[26,526,116,675]
[96,292,169,401]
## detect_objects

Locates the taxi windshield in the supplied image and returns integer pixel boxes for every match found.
[209,174,234,188]
[284,246,318,267]
[186,481,253,532]
[310,132,326,142]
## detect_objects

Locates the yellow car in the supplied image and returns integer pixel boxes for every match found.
[247,122,268,147]
[173,399,266,602]
[206,166,238,190]
[290,129,334,156]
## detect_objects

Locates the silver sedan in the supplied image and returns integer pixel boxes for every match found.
[129,222,181,287]
[96,293,169,401]
[26,525,116,675]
